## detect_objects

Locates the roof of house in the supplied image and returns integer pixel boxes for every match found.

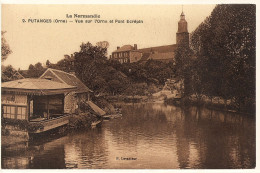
[18,70,29,78]
[39,68,92,93]
[113,45,134,53]
[139,53,151,61]
[148,52,175,60]
[12,71,25,80]
[2,78,77,95]
[134,44,177,54]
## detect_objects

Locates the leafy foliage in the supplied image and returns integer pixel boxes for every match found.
[1,65,15,82]
[72,42,174,95]
[182,4,256,113]
[27,62,46,78]
[1,31,12,62]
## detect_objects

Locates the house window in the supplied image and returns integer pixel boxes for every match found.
[3,106,9,118]
[17,106,26,120]
[2,105,26,120]
[3,106,15,119]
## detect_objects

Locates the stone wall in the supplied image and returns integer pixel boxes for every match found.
[64,93,77,114]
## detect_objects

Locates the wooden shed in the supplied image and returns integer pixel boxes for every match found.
[2,78,77,133]
[39,68,92,114]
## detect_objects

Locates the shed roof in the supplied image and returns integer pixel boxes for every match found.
[2,78,77,95]
[40,68,92,93]
[86,101,106,116]
[12,71,25,80]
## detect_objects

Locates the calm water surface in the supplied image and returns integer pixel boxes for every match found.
[2,103,255,169]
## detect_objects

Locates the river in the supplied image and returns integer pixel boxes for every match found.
[1,102,255,169]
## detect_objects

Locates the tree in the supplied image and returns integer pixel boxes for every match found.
[96,41,109,49]
[190,4,255,112]
[27,62,45,78]
[56,58,73,72]
[107,79,125,95]
[1,31,12,62]
[174,44,194,96]
[2,65,15,82]
[74,42,108,89]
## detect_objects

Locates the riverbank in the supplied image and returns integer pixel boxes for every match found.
[104,95,150,103]
[165,95,255,116]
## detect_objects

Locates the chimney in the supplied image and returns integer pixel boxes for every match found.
[64,54,70,59]
[134,44,137,50]
[117,46,120,50]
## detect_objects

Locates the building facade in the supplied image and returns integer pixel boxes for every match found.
[111,45,137,63]
[111,11,189,63]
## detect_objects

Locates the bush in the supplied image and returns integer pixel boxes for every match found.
[68,113,99,129]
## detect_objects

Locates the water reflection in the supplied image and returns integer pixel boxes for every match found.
[64,128,108,168]
[1,103,255,169]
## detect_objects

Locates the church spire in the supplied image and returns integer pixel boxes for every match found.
[176,7,189,46]
[180,5,185,20]
[180,11,185,20]
[177,10,188,33]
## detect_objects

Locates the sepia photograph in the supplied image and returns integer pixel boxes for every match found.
[1,2,256,169]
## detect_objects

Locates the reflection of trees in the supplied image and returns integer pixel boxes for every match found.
[64,128,108,168]
[175,106,255,168]
[106,103,170,147]
[29,136,67,168]
[2,127,108,169]
[106,103,255,168]
[1,141,30,168]
[1,156,30,169]
[2,135,68,169]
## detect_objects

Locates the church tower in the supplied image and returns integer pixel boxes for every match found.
[176,11,189,46]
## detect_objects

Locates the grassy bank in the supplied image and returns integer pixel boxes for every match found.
[104,95,150,103]
[165,95,255,116]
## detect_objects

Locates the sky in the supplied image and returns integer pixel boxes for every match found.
[2,4,216,70]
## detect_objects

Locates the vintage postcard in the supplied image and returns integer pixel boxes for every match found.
[1,2,257,170]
